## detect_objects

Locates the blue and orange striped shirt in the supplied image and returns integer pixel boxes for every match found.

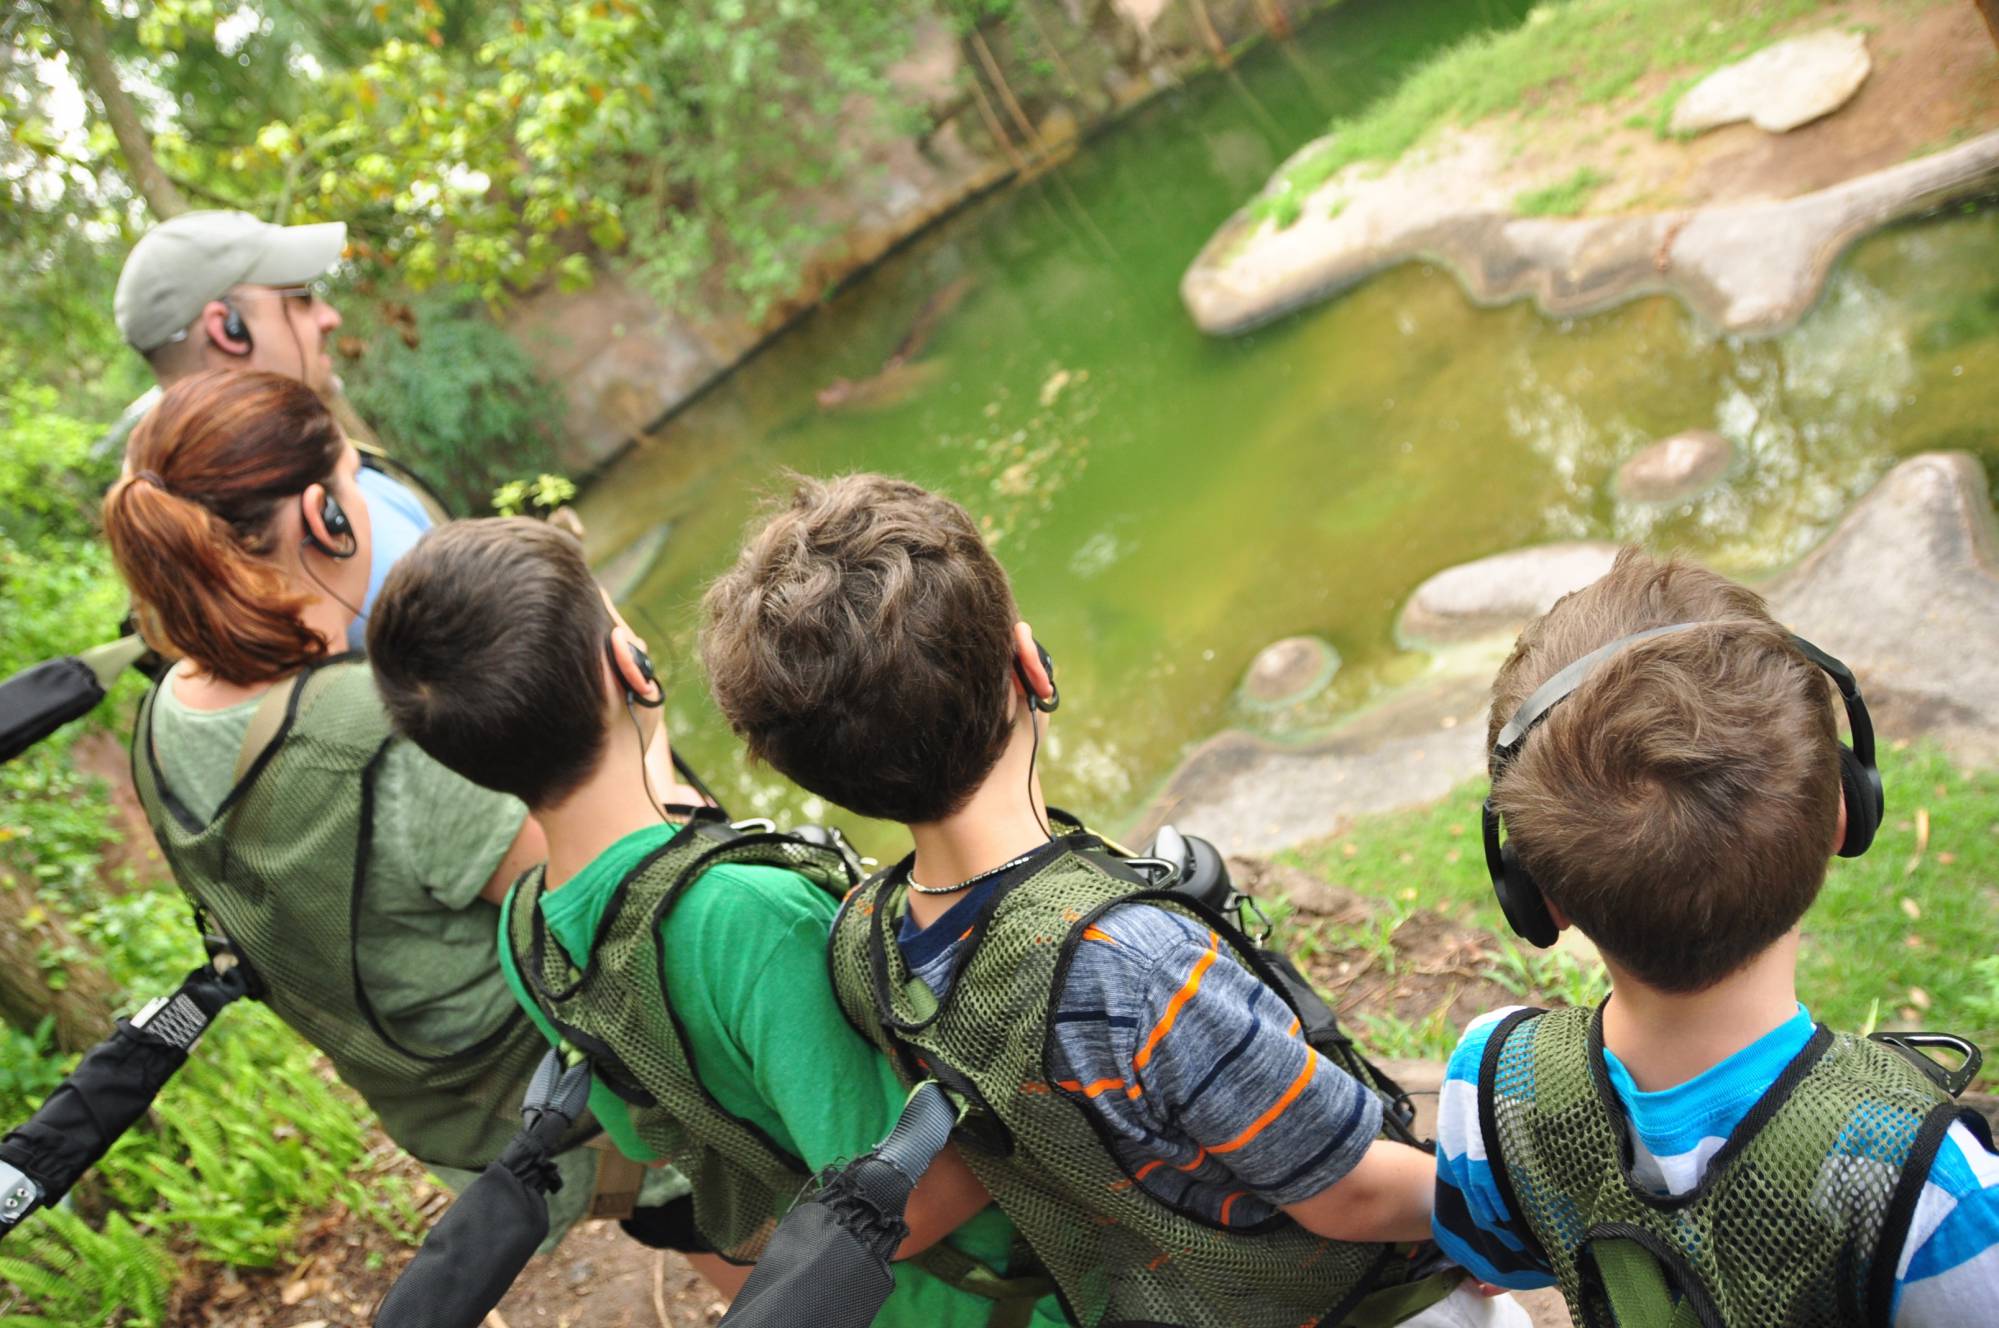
[898,846,1381,1226]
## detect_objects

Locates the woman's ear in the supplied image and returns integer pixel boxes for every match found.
[299,482,338,554]
[1013,621,1053,707]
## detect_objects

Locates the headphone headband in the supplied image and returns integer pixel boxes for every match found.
[1483,619,1884,947]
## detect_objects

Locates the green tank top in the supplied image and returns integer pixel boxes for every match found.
[131,658,552,1170]
[828,832,1436,1328]
[1481,1005,1969,1327]
[502,816,860,1261]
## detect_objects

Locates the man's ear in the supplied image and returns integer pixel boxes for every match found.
[201,300,251,356]
[1012,621,1053,707]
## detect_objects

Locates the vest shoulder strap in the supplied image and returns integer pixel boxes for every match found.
[231,673,302,785]
[497,870,659,1163]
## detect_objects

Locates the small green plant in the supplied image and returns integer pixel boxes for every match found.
[1353,1004,1460,1062]
[491,472,579,518]
[1514,166,1611,217]
[0,1207,174,1327]
[1484,942,1612,1009]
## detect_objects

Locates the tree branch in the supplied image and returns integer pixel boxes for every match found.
[44,0,188,218]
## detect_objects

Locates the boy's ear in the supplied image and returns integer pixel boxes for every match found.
[1546,898,1573,933]
[607,629,662,706]
[1833,785,1848,855]
[1012,621,1054,708]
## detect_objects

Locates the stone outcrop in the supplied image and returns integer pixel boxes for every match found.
[1669,30,1871,136]
[1765,452,1999,769]
[1396,543,1619,648]
[1615,430,1734,504]
[1183,130,1999,339]
[1131,452,1999,853]
[1241,635,1340,708]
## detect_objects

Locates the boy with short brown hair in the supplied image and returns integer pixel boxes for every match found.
[705,474,1514,1328]
[1435,548,1998,1326]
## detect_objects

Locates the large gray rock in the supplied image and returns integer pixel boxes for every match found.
[1241,635,1340,709]
[1398,543,1620,648]
[1615,430,1734,504]
[1669,30,1871,137]
[1767,452,1999,768]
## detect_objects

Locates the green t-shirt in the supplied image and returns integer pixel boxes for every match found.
[541,821,1062,1328]
[151,668,526,1047]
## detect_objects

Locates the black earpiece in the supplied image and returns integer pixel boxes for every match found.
[606,637,664,709]
[1015,640,1060,714]
[1481,624,1883,948]
[301,491,356,560]
[222,302,252,349]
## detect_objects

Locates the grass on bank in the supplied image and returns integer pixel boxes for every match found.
[1251,0,1828,225]
[1275,742,1999,1083]
[1513,165,1611,217]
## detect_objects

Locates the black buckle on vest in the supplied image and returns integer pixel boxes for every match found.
[1869,1032,1983,1099]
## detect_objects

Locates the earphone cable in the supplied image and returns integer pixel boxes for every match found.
[1026,702,1054,844]
[628,696,671,827]
[300,543,365,623]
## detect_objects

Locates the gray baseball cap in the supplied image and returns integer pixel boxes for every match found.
[114,210,346,352]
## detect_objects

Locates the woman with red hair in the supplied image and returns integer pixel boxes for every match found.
[103,371,680,1244]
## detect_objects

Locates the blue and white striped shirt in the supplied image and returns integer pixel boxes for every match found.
[1433,1005,1999,1325]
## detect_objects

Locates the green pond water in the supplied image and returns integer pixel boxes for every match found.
[578,0,1999,854]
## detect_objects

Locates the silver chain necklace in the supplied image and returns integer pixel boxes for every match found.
[906,848,1038,896]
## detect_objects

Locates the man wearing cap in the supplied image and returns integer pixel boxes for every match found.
[113,210,434,649]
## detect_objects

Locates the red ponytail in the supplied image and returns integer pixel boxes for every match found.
[104,371,345,686]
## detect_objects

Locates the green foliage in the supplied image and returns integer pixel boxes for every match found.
[491,472,578,517]
[1279,743,1999,1085]
[0,1207,175,1327]
[1252,0,1822,225]
[337,290,565,513]
[1513,165,1610,217]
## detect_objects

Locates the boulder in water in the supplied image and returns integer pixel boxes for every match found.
[1398,543,1621,648]
[1670,30,1872,136]
[1241,636,1340,710]
[1615,429,1734,504]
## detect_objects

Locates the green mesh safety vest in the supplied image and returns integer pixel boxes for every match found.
[503,816,863,1263]
[829,833,1446,1328]
[131,659,551,1170]
[1481,1005,1977,1327]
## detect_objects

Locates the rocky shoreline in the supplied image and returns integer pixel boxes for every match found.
[1131,451,1999,854]
[1183,128,1999,338]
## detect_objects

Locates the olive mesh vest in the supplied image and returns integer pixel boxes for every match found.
[1481,1005,1975,1327]
[503,818,859,1262]
[829,834,1427,1328]
[131,659,550,1170]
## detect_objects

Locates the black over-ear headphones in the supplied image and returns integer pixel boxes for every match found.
[606,637,664,708]
[1014,639,1060,713]
[222,302,252,348]
[1482,622,1883,948]
[302,491,356,560]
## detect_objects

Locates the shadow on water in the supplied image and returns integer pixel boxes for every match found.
[579,4,1999,855]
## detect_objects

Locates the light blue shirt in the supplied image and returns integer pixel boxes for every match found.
[351,466,432,650]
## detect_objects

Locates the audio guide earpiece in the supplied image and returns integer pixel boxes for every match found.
[302,491,357,561]
[606,637,664,708]
[1481,623,1883,949]
[1015,639,1060,714]
[222,302,251,349]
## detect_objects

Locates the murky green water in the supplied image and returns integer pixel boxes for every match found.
[579,0,1999,851]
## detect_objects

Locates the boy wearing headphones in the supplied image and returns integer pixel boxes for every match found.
[367,517,1063,1324]
[1436,548,1999,1325]
[702,474,1518,1328]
